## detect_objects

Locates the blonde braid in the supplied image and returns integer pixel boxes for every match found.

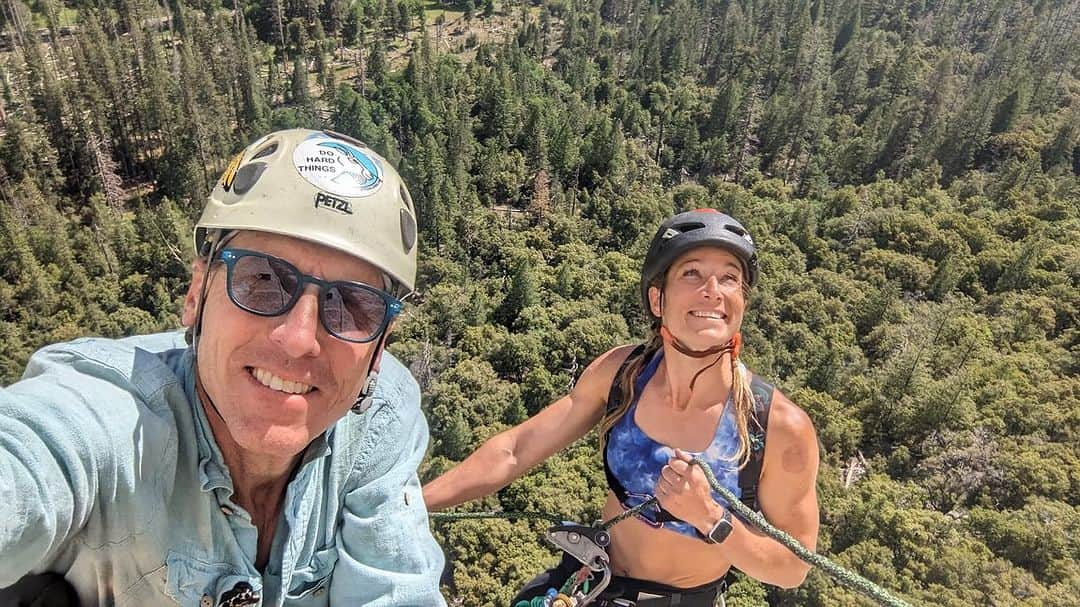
[729,279,758,468]
[729,351,757,467]
[598,332,663,452]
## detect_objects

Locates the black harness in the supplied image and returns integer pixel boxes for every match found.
[601,344,774,523]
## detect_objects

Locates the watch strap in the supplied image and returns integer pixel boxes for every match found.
[702,507,733,544]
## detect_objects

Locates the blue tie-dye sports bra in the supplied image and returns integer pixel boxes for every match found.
[604,351,746,538]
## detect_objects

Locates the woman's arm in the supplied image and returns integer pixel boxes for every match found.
[660,391,820,588]
[422,345,636,511]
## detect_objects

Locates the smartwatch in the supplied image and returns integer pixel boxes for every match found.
[702,507,734,544]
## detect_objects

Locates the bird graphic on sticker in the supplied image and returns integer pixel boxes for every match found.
[292,135,384,198]
[319,141,383,191]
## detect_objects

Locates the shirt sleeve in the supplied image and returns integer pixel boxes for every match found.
[329,360,446,606]
[0,347,121,584]
[0,340,178,586]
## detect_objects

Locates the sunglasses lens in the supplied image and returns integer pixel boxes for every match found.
[321,284,388,342]
[224,250,393,343]
[229,254,299,315]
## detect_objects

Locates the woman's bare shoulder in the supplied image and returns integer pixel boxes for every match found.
[766,389,819,447]
[574,343,645,395]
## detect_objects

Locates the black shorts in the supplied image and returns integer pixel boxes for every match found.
[510,552,726,607]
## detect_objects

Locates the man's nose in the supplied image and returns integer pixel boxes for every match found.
[270,285,322,357]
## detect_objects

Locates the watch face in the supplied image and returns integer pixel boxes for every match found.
[709,512,734,544]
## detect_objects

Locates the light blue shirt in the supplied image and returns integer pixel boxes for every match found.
[0,332,446,606]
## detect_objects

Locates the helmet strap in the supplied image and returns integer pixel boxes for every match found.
[194,372,231,430]
[351,370,380,414]
[352,330,389,414]
[655,288,741,358]
[657,285,743,391]
[189,230,229,429]
[661,325,737,358]
[191,229,226,353]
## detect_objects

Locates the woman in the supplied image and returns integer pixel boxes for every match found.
[423,209,820,606]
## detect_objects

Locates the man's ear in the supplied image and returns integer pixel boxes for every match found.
[181,259,208,328]
[648,285,663,318]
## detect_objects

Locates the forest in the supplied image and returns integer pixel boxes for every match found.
[0,0,1078,605]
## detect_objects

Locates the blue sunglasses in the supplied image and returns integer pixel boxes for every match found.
[218,248,402,343]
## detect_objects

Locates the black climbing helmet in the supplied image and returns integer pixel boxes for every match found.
[640,209,759,319]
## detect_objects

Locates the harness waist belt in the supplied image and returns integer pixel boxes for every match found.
[601,577,727,607]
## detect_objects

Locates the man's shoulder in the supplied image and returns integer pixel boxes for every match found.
[329,351,425,463]
[369,350,421,412]
[2,333,190,487]
[18,331,191,412]
[24,331,188,373]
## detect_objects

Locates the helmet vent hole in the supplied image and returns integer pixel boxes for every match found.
[399,185,414,213]
[232,162,268,195]
[673,221,705,233]
[400,208,417,253]
[251,143,278,160]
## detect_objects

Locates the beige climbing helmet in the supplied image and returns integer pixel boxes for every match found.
[194,129,418,296]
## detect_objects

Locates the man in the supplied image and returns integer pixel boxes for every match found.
[0,129,446,606]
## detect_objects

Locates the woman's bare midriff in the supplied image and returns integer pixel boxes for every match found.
[601,492,732,588]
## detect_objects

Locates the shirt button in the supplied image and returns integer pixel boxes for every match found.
[200,595,213,607]
[220,505,234,516]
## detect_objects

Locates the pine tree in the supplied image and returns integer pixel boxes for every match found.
[0,181,57,312]
[395,0,412,39]
[368,37,388,87]
[0,114,61,190]
[291,53,311,105]
[236,17,270,135]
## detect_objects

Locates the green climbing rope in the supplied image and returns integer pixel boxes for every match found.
[430,510,564,525]
[431,456,914,607]
[687,455,913,607]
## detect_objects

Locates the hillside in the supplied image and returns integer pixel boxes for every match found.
[1,0,1078,605]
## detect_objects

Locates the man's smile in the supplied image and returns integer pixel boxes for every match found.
[249,366,316,395]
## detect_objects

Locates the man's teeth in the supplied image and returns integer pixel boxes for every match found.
[252,368,313,394]
[691,311,725,319]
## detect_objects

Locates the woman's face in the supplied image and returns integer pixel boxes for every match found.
[648,246,746,350]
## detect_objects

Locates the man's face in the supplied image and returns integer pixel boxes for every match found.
[182,231,388,459]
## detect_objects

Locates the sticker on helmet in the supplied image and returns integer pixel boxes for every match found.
[220,152,244,192]
[293,135,384,198]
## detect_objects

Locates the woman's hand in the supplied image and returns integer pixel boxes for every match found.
[654,448,721,530]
